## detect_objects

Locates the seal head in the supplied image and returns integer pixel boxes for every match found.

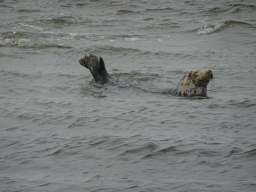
[79,54,111,84]
[170,70,213,96]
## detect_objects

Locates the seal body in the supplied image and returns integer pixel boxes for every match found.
[170,70,213,96]
[79,54,213,97]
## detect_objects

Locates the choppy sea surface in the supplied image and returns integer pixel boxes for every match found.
[1,0,256,191]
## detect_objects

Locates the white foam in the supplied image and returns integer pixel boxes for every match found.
[18,39,31,46]
[197,21,226,35]
[125,37,139,41]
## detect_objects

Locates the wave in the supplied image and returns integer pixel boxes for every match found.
[243,148,256,157]
[83,45,192,59]
[207,6,242,14]
[120,142,158,156]
[44,16,75,27]
[76,2,89,7]
[197,20,255,35]
[83,45,142,56]
[0,31,73,49]
[227,99,256,108]
[0,39,72,49]
[17,9,41,13]
[229,3,256,10]
[116,9,140,15]
[145,7,173,12]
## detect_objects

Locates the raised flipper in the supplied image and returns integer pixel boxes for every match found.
[79,54,111,84]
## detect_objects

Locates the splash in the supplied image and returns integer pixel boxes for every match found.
[197,21,227,35]
[197,20,255,35]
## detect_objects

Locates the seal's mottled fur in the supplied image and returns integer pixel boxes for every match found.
[170,70,213,96]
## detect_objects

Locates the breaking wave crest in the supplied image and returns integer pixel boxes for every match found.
[197,20,255,35]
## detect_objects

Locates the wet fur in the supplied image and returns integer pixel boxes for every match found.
[79,54,111,84]
[170,70,213,96]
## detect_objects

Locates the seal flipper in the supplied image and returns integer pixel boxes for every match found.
[79,54,112,84]
[98,57,111,83]
[89,65,104,83]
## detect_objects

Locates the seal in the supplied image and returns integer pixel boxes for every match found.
[79,54,213,96]
[169,70,213,96]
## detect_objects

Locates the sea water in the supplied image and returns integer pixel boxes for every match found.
[1,0,256,191]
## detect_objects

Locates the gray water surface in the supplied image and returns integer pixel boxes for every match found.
[1,0,256,191]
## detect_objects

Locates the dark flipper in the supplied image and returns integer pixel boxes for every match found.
[98,57,111,81]
[79,54,111,84]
